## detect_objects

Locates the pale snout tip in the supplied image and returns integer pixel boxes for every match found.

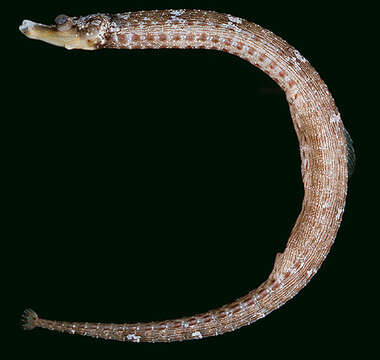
[19,19,36,35]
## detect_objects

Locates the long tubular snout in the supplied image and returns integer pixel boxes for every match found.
[19,19,96,50]
[19,20,54,39]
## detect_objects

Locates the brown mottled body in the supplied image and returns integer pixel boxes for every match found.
[20,10,352,342]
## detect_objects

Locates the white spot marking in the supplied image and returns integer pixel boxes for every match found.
[118,13,131,21]
[191,331,203,338]
[307,270,313,278]
[293,49,307,63]
[258,309,268,318]
[330,114,340,124]
[336,208,344,221]
[227,15,242,23]
[262,40,277,51]
[127,334,141,342]
[170,9,186,17]
[322,201,332,209]
[303,158,310,170]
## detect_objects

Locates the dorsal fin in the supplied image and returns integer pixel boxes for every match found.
[344,127,355,179]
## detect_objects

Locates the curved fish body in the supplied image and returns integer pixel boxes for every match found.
[19,10,354,343]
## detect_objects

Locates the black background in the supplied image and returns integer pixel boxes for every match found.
[7,0,374,358]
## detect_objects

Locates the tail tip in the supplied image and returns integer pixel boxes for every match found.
[21,309,39,330]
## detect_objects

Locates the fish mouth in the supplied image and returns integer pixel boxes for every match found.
[19,19,96,50]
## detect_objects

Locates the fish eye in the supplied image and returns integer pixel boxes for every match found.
[55,14,72,31]
[55,14,68,25]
